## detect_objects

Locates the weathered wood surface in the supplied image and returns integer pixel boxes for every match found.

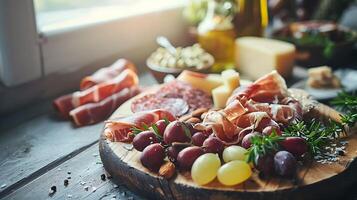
[99,91,357,200]
[3,144,146,200]
[0,101,103,197]
[0,73,156,198]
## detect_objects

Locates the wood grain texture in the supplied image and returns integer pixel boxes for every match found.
[0,73,157,197]
[100,91,357,200]
[4,144,146,200]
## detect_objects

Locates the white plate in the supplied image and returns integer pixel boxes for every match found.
[291,69,357,100]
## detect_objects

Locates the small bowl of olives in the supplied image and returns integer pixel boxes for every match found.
[147,43,214,83]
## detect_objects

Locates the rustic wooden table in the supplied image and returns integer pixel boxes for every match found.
[0,70,356,200]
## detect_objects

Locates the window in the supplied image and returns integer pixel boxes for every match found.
[34,0,184,33]
[0,0,188,86]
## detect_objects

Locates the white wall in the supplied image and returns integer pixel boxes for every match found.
[0,5,192,115]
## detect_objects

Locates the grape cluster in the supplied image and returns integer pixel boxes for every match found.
[132,118,309,185]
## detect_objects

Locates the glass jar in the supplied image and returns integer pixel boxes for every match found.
[197,0,236,73]
[233,0,268,37]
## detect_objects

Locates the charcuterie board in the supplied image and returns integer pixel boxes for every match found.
[99,89,357,200]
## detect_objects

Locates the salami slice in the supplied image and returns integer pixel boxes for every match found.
[158,81,213,112]
[131,80,213,117]
[131,95,189,117]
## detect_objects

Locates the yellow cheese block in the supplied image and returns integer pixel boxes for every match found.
[177,70,223,94]
[212,85,232,109]
[221,69,240,91]
[235,37,295,80]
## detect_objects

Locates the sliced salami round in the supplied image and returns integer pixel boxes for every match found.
[131,95,189,117]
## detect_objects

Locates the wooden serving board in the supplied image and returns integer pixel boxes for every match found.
[99,90,357,200]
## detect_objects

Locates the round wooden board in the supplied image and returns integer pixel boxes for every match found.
[99,92,357,200]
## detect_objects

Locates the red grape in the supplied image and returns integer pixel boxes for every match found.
[238,128,253,141]
[256,118,279,132]
[202,137,225,155]
[166,146,184,162]
[177,146,204,170]
[280,137,308,157]
[262,126,282,136]
[241,132,261,149]
[155,120,168,136]
[255,154,274,176]
[192,132,208,146]
[185,122,198,135]
[274,151,297,177]
[133,131,159,152]
[140,143,165,172]
[164,121,191,145]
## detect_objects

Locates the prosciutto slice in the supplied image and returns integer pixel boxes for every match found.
[80,59,137,90]
[227,70,289,104]
[53,94,75,119]
[243,98,302,125]
[201,71,302,144]
[69,87,140,126]
[72,69,138,107]
[202,111,240,144]
[104,109,175,142]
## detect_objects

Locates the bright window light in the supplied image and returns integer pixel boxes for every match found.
[34,0,184,34]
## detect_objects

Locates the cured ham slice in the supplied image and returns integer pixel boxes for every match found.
[72,69,138,107]
[104,109,175,142]
[53,94,75,119]
[202,111,240,144]
[227,70,289,104]
[244,98,302,125]
[69,87,140,126]
[80,59,137,90]
[223,99,247,122]
[200,71,302,144]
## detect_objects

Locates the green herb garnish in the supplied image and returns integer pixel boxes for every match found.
[130,123,163,140]
[283,91,357,155]
[330,91,357,113]
[283,119,341,155]
[246,131,284,165]
[246,91,357,161]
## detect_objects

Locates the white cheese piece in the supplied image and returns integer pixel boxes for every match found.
[212,85,232,109]
[307,66,341,88]
[235,37,295,80]
[221,69,240,91]
[177,70,223,94]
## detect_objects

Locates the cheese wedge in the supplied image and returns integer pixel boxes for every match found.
[221,69,240,91]
[235,37,295,80]
[177,70,223,94]
[212,85,232,109]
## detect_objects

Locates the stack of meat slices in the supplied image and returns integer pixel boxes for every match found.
[53,59,140,126]
[200,71,303,145]
[131,80,213,117]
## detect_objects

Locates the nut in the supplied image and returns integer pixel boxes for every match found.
[179,114,191,122]
[159,162,176,179]
[191,108,209,118]
[186,117,201,124]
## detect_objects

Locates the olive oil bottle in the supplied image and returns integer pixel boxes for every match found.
[233,0,268,37]
[198,0,236,73]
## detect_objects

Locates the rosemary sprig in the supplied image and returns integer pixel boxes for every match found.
[340,113,357,127]
[246,91,357,162]
[283,91,357,155]
[283,119,340,155]
[246,131,284,165]
[330,91,357,113]
[130,123,163,140]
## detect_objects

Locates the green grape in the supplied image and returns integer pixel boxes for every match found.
[191,153,221,185]
[217,160,252,186]
[222,145,248,163]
